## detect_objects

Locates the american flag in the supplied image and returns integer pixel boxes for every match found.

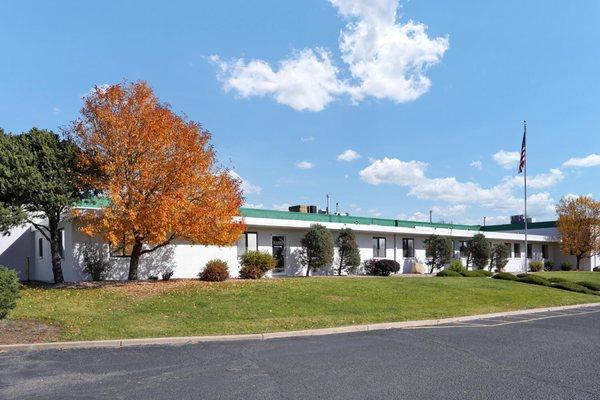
[518,124,526,173]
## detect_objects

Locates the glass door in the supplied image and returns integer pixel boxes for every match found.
[272,236,285,273]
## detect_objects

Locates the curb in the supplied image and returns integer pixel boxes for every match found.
[2,302,600,352]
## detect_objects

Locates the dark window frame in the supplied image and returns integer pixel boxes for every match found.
[459,241,469,258]
[244,232,258,253]
[527,243,533,259]
[514,243,521,258]
[542,244,548,259]
[402,238,415,258]
[38,237,43,259]
[372,237,386,258]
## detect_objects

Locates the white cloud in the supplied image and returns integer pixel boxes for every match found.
[492,150,520,170]
[337,149,361,161]
[212,0,448,111]
[272,203,292,211]
[368,208,382,217]
[359,157,558,218]
[563,154,600,168]
[52,107,61,115]
[469,160,482,169]
[244,203,264,209]
[296,160,314,169]
[397,211,429,221]
[300,136,315,143]
[229,171,262,195]
[431,204,468,217]
[503,168,564,190]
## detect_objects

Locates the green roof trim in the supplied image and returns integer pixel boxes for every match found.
[480,220,557,232]
[240,208,482,231]
[75,197,111,208]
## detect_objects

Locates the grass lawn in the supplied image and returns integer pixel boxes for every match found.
[5,276,600,343]
[535,271,600,284]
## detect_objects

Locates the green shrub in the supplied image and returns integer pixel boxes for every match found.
[593,267,600,272]
[460,270,488,278]
[552,281,597,295]
[516,274,551,287]
[200,259,229,281]
[437,270,462,277]
[448,259,465,273]
[365,259,400,276]
[239,251,276,279]
[147,275,158,281]
[547,277,568,283]
[577,281,600,291]
[492,272,518,281]
[561,262,573,271]
[529,261,544,272]
[543,260,555,271]
[479,270,493,277]
[161,270,174,281]
[0,266,20,319]
[81,243,111,281]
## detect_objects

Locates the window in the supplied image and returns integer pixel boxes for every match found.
[272,236,285,273]
[38,238,43,258]
[514,243,521,258]
[244,232,258,253]
[542,244,548,259]
[459,241,468,258]
[402,238,414,258]
[58,228,65,259]
[504,243,512,258]
[527,243,533,259]
[372,237,386,258]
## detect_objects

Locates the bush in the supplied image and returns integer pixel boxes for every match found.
[552,281,598,296]
[81,243,111,281]
[460,270,489,278]
[199,259,229,282]
[448,259,465,273]
[0,266,20,319]
[239,251,276,279]
[577,281,600,291]
[437,270,462,277]
[547,277,568,283]
[593,266,600,272]
[561,262,573,271]
[365,259,400,276]
[516,274,551,287]
[479,270,493,277]
[147,275,158,281]
[543,260,555,271]
[529,261,544,272]
[161,270,174,281]
[492,272,518,281]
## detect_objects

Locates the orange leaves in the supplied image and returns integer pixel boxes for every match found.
[556,196,600,260]
[74,81,245,252]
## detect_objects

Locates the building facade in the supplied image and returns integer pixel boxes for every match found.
[0,206,597,282]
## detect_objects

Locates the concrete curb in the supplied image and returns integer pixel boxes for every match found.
[2,302,600,352]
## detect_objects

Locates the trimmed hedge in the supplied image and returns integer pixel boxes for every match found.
[239,251,276,279]
[552,281,598,296]
[516,274,552,287]
[437,270,462,277]
[460,270,489,278]
[0,266,20,319]
[199,259,229,281]
[366,259,400,276]
[547,277,569,284]
[529,261,544,272]
[492,272,518,281]
[577,281,600,291]
[479,270,493,277]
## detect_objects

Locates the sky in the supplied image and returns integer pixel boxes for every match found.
[1,0,599,225]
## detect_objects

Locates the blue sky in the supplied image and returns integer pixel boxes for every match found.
[2,0,599,224]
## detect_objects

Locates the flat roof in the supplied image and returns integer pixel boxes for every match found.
[75,198,556,233]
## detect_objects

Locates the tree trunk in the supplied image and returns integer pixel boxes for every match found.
[576,255,581,271]
[128,240,144,280]
[338,250,344,276]
[48,217,64,284]
[305,263,311,277]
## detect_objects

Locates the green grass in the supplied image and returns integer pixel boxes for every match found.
[9,276,600,342]
[535,271,600,285]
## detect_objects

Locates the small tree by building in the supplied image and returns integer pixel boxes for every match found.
[335,228,360,275]
[423,235,453,274]
[467,233,491,270]
[556,196,600,270]
[490,243,509,272]
[300,224,334,276]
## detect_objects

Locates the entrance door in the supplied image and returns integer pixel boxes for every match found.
[272,236,285,273]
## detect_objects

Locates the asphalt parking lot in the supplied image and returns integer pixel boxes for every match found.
[2,306,600,400]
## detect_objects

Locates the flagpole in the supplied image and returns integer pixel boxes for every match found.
[523,120,528,273]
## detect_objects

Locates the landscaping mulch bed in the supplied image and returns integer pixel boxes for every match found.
[0,319,61,345]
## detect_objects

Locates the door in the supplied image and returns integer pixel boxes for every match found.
[272,236,285,273]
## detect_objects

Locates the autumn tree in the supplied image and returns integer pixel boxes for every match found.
[556,196,600,270]
[335,228,360,275]
[0,128,89,283]
[73,81,245,280]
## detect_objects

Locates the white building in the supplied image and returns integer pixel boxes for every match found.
[0,203,597,282]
